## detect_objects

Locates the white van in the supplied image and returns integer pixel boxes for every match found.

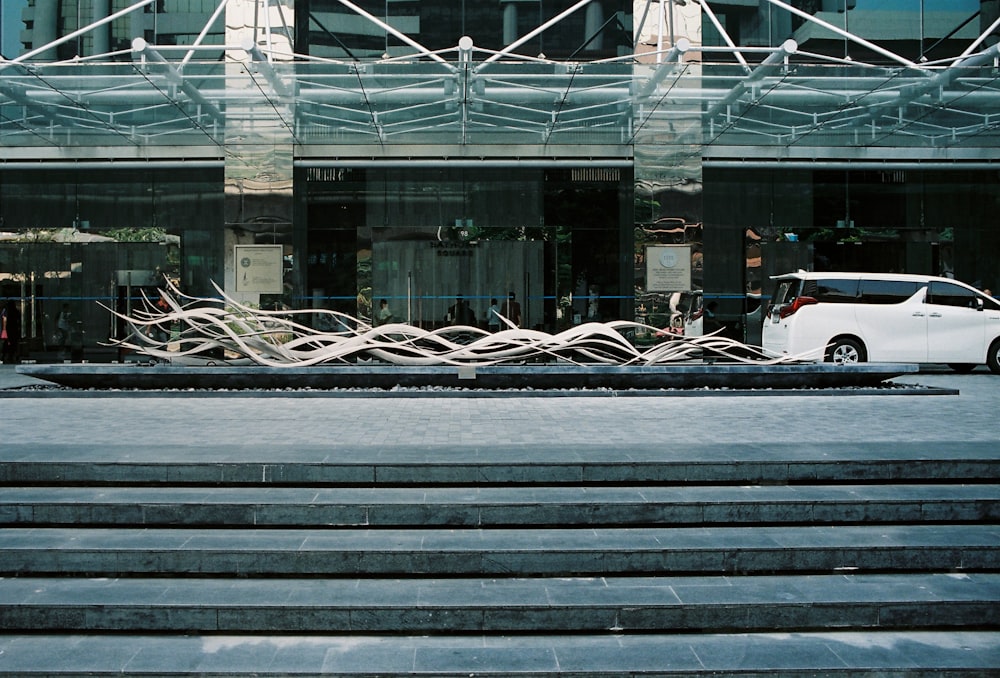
[763,271,1000,374]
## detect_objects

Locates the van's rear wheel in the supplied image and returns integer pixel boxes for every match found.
[988,339,1000,375]
[826,337,866,364]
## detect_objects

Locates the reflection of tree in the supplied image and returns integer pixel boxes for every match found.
[4,229,55,243]
[104,227,181,269]
[634,195,661,224]
[804,226,902,243]
[104,227,167,242]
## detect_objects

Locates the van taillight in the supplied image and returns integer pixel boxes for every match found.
[779,295,818,319]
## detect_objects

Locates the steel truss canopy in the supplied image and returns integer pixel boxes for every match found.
[2,0,1000,170]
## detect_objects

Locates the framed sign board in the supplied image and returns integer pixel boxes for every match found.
[646,245,692,292]
[235,245,283,294]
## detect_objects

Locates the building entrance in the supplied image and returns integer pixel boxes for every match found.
[304,165,631,334]
[372,240,543,331]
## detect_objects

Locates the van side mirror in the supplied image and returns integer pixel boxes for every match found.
[976,297,985,311]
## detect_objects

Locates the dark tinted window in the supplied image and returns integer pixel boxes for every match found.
[298,0,632,60]
[812,278,859,302]
[858,279,920,304]
[927,281,979,309]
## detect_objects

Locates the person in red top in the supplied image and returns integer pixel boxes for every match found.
[1,299,21,364]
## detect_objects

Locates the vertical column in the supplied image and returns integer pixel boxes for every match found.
[584,1,603,51]
[31,0,59,60]
[223,0,296,307]
[502,1,518,45]
[983,0,1000,47]
[632,0,704,341]
[91,0,110,56]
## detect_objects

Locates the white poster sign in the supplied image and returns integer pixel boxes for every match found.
[646,245,692,292]
[235,245,283,293]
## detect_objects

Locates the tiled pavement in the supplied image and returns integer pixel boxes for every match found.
[0,366,997,449]
[0,365,998,675]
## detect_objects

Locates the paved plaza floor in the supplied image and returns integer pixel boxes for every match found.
[0,364,998,675]
[0,365,996,449]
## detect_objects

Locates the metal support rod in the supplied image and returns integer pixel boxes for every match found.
[931,43,1000,89]
[864,43,1000,123]
[635,38,690,99]
[275,0,294,57]
[3,0,155,69]
[0,81,65,124]
[264,0,274,60]
[458,36,474,63]
[244,40,292,98]
[335,0,453,71]
[657,0,664,62]
[132,38,224,123]
[634,0,654,50]
[20,75,1000,110]
[760,0,916,69]
[182,0,231,68]
[922,10,980,62]
[919,0,924,60]
[747,40,797,83]
[960,12,1000,60]
[481,0,595,67]
[705,39,796,120]
[696,0,750,72]
[667,0,675,47]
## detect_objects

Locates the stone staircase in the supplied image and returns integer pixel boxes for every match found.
[1,440,999,675]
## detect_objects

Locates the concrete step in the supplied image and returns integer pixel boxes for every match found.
[2,441,998,486]
[2,573,998,634]
[3,438,997,675]
[2,525,996,577]
[3,484,998,527]
[1,631,998,676]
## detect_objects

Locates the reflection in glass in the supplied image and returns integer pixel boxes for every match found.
[0,168,221,358]
[305,166,629,334]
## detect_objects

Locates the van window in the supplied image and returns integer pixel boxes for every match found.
[771,280,799,306]
[927,281,978,309]
[858,279,920,304]
[812,278,859,303]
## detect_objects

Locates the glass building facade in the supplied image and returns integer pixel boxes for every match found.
[1,0,998,359]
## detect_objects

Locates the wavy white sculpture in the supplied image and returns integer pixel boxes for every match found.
[104,281,809,367]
